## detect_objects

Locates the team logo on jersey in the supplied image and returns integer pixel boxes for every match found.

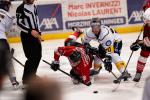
[106,40,112,46]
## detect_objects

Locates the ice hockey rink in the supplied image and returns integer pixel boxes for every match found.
[0,32,150,100]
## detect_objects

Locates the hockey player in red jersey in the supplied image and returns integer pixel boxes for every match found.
[51,44,92,86]
[130,1,150,82]
[51,39,107,86]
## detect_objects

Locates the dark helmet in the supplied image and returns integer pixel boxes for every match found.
[69,51,81,63]
[0,0,11,11]
[90,18,101,27]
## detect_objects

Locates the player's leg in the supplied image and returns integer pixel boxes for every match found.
[7,48,19,87]
[133,50,150,82]
[8,65,19,87]
[0,39,9,89]
[90,56,102,76]
[0,39,19,88]
[70,69,80,85]
[112,53,131,80]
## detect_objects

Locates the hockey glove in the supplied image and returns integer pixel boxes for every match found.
[97,44,106,58]
[51,61,60,71]
[104,55,112,72]
[90,47,98,55]
[84,43,91,54]
[130,39,143,51]
[130,42,141,51]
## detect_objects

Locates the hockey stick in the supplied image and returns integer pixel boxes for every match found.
[43,60,71,77]
[11,48,25,67]
[113,25,144,84]
[42,60,89,86]
[110,71,118,79]
[100,59,118,79]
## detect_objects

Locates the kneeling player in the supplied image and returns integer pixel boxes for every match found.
[51,44,93,86]
[64,27,107,76]
[51,41,107,85]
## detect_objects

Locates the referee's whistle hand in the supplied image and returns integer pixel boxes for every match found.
[31,30,40,38]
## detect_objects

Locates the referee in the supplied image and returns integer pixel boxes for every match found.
[16,0,42,85]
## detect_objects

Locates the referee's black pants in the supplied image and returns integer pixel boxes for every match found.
[21,32,42,84]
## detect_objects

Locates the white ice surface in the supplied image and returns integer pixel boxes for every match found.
[0,33,150,100]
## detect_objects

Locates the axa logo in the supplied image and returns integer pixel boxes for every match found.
[128,11,144,23]
[40,18,59,30]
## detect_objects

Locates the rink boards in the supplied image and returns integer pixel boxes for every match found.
[8,0,145,43]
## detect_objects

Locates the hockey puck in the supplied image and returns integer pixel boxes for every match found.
[93,91,98,93]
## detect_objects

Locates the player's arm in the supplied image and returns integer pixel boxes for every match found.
[4,13,14,33]
[81,29,95,44]
[52,46,76,71]
[143,37,150,47]
[51,47,66,71]
[64,28,83,46]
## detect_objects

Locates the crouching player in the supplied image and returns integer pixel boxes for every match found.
[81,18,131,81]
[51,40,107,86]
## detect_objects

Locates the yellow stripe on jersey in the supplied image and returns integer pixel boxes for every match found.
[115,61,126,70]
[94,64,102,70]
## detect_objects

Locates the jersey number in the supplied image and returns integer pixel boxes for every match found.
[106,46,114,52]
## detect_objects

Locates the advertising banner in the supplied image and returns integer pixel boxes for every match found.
[63,0,127,29]
[127,0,145,24]
[38,3,63,32]
[8,0,145,39]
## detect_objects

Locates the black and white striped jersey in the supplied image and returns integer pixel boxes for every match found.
[16,3,40,34]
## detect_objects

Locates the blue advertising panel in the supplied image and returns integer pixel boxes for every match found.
[37,4,63,32]
[127,0,145,24]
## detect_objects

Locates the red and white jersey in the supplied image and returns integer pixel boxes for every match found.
[54,46,92,84]
[143,24,150,47]
[143,1,150,47]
